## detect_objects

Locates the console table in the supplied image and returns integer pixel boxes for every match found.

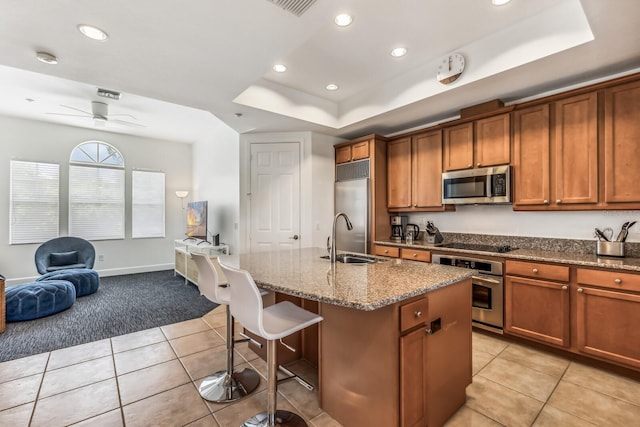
[174,239,229,287]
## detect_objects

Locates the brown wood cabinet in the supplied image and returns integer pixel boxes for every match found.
[554,92,599,206]
[400,247,431,263]
[443,113,510,172]
[334,135,389,252]
[505,260,571,347]
[387,130,446,211]
[399,280,471,427]
[373,244,400,258]
[513,104,551,206]
[320,279,471,427]
[603,79,640,204]
[513,92,599,210]
[373,244,431,263]
[335,140,369,164]
[576,268,640,369]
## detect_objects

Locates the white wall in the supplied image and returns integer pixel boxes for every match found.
[405,205,640,242]
[191,118,240,253]
[0,115,192,284]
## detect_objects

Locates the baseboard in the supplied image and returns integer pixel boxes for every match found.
[5,263,175,287]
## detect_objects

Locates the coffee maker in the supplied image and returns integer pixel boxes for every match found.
[390,215,408,242]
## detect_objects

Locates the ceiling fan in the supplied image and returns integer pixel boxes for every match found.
[47,101,146,127]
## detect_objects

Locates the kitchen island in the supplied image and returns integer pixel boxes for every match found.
[219,247,473,427]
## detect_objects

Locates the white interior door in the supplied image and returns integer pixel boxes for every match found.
[250,142,300,252]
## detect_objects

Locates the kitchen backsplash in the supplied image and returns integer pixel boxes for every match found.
[415,231,640,258]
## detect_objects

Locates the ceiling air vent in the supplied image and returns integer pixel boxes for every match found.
[266,0,317,17]
[97,88,121,100]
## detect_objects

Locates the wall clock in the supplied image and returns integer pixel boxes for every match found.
[437,53,465,84]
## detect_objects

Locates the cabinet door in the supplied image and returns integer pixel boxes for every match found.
[412,130,443,208]
[475,113,511,167]
[335,145,351,164]
[505,276,570,347]
[554,92,598,205]
[513,104,551,206]
[604,80,640,203]
[387,137,412,208]
[400,328,428,427]
[351,141,370,161]
[443,122,474,171]
[576,286,640,369]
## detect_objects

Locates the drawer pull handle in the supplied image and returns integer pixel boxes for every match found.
[412,253,417,257]
[384,250,389,254]
[556,199,562,204]
[532,268,539,274]
[426,328,433,335]
[577,288,583,293]
[561,285,568,290]
[543,199,549,204]
[415,311,422,318]
[614,278,622,284]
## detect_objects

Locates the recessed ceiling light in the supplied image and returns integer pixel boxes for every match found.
[492,0,512,5]
[36,51,58,65]
[334,13,353,27]
[77,24,109,41]
[326,83,339,91]
[273,64,287,73]
[391,47,407,57]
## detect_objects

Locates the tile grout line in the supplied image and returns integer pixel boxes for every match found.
[27,351,51,427]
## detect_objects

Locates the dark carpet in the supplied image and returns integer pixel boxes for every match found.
[0,270,217,362]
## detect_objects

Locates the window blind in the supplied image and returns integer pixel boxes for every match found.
[69,165,125,240]
[132,170,165,238]
[10,160,60,244]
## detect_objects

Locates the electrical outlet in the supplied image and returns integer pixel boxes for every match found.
[98,255,104,262]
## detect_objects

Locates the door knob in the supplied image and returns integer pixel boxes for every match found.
[289,235,299,240]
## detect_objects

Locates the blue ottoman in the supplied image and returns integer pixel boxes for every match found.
[6,280,76,321]
[37,268,100,297]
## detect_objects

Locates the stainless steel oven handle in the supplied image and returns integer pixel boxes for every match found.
[473,275,502,285]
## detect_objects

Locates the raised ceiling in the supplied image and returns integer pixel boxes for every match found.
[0,0,639,142]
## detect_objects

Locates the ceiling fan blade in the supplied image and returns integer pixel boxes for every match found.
[60,105,92,115]
[108,113,138,120]
[46,112,92,118]
[110,119,147,128]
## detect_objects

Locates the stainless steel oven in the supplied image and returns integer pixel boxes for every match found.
[432,254,504,334]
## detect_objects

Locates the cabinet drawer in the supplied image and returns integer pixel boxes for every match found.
[577,268,640,293]
[351,141,369,160]
[400,248,431,263]
[400,297,429,332]
[373,245,399,258]
[506,260,569,282]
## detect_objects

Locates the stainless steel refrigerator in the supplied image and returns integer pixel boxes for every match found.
[334,159,370,254]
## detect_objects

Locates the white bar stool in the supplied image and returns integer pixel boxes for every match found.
[220,262,323,427]
[190,253,260,402]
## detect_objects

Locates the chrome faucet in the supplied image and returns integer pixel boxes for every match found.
[330,212,353,263]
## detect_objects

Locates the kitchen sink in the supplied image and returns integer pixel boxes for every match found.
[320,254,386,264]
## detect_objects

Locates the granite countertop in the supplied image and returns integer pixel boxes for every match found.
[375,239,640,272]
[218,247,473,311]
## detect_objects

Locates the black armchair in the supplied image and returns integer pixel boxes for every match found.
[34,237,96,274]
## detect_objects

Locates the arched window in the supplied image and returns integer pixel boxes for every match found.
[69,141,125,240]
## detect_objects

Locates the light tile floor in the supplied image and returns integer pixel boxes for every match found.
[1,305,639,426]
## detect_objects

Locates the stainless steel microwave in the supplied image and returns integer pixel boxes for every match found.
[442,165,511,205]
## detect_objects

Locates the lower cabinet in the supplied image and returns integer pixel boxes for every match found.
[320,279,472,427]
[505,260,571,347]
[505,261,640,372]
[575,268,640,369]
[373,244,431,263]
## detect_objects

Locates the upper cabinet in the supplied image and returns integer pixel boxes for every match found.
[443,113,510,171]
[554,92,599,205]
[513,75,640,211]
[603,79,640,204]
[387,130,447,211]
[335,140,369,164]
